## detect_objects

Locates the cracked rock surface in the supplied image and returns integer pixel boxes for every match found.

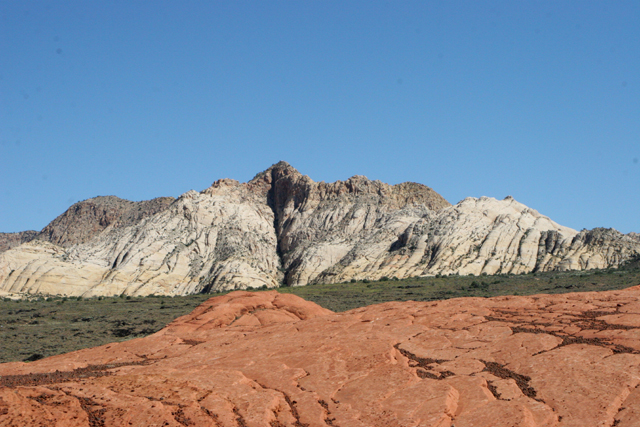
[1,161,639,297]
[2,287,640,426]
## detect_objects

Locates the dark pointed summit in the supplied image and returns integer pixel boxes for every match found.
[250,161,302,185]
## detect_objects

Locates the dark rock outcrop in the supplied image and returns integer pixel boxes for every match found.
[35,196,175,247]
[0,231,37,253]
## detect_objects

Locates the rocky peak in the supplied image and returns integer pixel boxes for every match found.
[0,231,37,253]
[250,162,450,211]
[35,195,175,248]
[201,178,243,197]
[573,227,631,246]
[249,160,301,185]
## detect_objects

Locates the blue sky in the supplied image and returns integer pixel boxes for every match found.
[1,1,638,234]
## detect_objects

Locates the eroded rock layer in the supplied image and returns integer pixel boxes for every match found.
[0,162,638,297]
[2,288,640,426]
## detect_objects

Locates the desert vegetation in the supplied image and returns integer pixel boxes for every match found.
[279,260,640,311]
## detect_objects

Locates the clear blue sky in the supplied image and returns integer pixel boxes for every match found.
[1,1,638,234]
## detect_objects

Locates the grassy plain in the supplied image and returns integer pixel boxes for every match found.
[279,263,640,311]
[1,261,639,363]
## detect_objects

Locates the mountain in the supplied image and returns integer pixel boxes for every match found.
[1,161,638,297]
[2,288,640,426]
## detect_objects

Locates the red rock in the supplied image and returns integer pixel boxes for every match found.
[2,288,640,426]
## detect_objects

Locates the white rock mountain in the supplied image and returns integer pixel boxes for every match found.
[1,162,638,297]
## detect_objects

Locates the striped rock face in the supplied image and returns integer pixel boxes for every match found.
[1,287,640,426]
[1,161,638,298]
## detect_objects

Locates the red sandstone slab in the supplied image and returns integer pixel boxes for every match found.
[1,287,640,426]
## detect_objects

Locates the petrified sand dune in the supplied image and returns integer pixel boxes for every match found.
[2,288,640,426]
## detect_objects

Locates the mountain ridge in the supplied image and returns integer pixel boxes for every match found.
[1,162,638,297]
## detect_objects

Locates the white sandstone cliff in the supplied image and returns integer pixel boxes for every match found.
[0,162,638,297]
